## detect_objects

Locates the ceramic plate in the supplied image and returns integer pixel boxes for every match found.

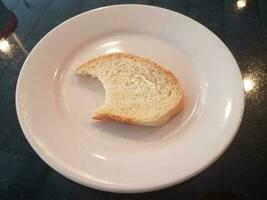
[16,5,244,193]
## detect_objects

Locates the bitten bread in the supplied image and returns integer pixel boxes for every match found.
[76,53,183,126]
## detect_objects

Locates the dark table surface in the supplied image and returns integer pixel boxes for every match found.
[0,0,267,199]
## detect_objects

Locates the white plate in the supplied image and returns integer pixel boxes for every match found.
[16,5,244,193]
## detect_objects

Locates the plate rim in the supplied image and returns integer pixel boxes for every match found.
[16,4,245,193]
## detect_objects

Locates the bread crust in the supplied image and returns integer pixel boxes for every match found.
[77,53,183,126]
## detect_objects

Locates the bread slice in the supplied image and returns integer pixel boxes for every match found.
[76,53,183,126]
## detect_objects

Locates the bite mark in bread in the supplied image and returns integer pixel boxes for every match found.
[76,53,183,126]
